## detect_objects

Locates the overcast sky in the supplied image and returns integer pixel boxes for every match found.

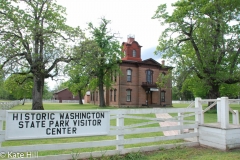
[47,0,177,90]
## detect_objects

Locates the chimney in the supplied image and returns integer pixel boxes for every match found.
[161,60,165,66]
[127,34,135,43]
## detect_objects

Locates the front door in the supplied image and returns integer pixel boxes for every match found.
[146,91,152,105]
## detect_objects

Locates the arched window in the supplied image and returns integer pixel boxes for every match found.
[132,50,136,57]
[127,69,132,82]
[146,69,153,83]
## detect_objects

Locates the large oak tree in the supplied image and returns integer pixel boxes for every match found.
[153,0,240,99]
[0,0,80,109]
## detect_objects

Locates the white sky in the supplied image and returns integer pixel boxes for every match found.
[47,0,177,90]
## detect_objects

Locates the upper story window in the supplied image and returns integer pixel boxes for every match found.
[132,50,136,57]
[146,70,153,83]
[127,69,132,82]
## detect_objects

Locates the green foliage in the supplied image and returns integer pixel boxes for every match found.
[87,18,123,107]
[153,0,240,99]
[0,72,11,99]
[4,74,33,99]
[0,0,82,109]
[219,83,240,98]
[4,74,52,100]
[64,39,100,103]
[43,84,53,100]
[156,70,172,89]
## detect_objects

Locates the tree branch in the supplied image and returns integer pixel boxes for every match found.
[1,52,26,69]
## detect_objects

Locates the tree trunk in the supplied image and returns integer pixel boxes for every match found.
[78,90,83,105]
[99,74,106,107]
[22,98,25,105]
[208,84,220,109]
[32,75,44,110]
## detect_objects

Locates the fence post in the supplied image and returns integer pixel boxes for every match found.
[116,113,124,151]
[178,113,183,134]
[220,97,229,129]
[217,98,221,123]
[195,97,203,126]
[233,110,239,125]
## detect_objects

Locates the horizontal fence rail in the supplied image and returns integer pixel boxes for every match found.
[0,100,21,110]
[0,108,200,160]
[0,97,239,159]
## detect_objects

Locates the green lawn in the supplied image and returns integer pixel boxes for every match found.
[1,102,240,159]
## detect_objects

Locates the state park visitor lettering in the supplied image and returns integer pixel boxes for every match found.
[5,110,110,140]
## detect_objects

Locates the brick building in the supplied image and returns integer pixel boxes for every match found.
[90,35,172,107]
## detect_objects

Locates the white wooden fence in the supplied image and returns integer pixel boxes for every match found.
[0,97,239,160]
[0,108,200,160]
[193,97,239,127]
[0,101,21,110]
[24,99,83,103]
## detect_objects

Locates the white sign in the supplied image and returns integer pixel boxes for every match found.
[5,110,110,140]
[150,88,159,91]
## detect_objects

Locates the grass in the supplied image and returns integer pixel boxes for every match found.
[143,146,240,160]
[1,102,240,159]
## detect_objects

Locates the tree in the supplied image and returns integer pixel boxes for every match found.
[87,18,122,107]
[0,0,81,109]
[64,39,99,105]
[156,69,173,105]
[152,0,240,99]
[4,74,33,104]
[0,71,10,100]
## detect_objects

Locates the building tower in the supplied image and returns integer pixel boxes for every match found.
[121,34,142,62]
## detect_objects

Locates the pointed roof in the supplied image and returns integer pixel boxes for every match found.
[142,58,161,65]
[53,88,68,94]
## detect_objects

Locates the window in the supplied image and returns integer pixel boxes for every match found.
[110,90,113,102]
[127,69,132,82]
[114,89,117,102]
[146,70,153,83]
[126,89,132,102]
[132,50,136,57]
[114,70,117,82]
[161,91,166,102]
[96,91,98,101]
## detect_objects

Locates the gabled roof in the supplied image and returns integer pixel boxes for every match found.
[141,58,161,65]
[53,88,68,94]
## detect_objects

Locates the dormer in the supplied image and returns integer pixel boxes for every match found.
[121,35,142,62]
